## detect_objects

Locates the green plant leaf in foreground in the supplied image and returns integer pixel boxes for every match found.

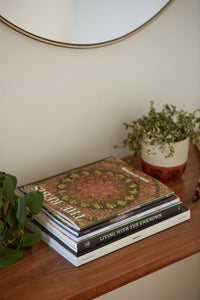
[26,191,44,215]
[3,174,17,206]
[0,171,44,267]
[0,247,23,267]
[16,197,27,224]
[23,232,41,247]
[6,204,17,228]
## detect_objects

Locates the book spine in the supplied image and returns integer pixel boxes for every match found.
[77,207,190,266]
[37,198,180,245]
[35,202,182,253]
[76,203,181,253]
[40,197,180,242]
[25,206,190,267]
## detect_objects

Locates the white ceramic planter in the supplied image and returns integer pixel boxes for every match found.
[141,137,189,180]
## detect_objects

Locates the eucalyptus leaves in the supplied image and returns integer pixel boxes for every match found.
[123,101,200,157]
[0,172,43,267]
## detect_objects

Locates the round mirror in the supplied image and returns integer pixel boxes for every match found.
[0,0,173,48]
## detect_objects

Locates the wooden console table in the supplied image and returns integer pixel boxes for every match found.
[1,144,200,300]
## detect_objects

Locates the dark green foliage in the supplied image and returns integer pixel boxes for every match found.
[26,191,44,215]
[122,101,200,157]
[0,247,23,267]
[0,172,43,267]
[23,232,41,247]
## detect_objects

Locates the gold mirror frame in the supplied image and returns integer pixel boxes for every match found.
[0,1,174,49]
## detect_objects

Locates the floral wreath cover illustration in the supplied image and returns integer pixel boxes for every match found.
[23,157,172,229]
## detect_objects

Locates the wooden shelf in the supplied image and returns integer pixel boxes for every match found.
[1,144,200,300]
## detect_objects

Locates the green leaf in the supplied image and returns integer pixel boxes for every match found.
[16,197,27,224]
[3,175,17,206]
[0,220,4,235]
[23,232,41,247]
[6,205,17,228]
[0,187,3,208]
[4,225,21,244]
[26,191,43,215]
[0,247,23,267]
[0,187,3,218]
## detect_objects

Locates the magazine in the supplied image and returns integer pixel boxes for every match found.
[19,156,174,231]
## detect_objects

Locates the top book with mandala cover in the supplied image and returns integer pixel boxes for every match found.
[19,157,174,231]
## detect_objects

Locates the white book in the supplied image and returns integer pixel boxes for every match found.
[26,205,190,267]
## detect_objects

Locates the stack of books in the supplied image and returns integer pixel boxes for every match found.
[18,157,190,267]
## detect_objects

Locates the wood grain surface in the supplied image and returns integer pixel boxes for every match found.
[0,144,200,300]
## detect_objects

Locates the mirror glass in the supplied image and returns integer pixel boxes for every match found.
[0,0,173,48]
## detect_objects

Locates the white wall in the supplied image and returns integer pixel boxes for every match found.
[0,0,199,187]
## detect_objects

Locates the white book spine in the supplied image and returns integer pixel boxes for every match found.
[26,208,190,267]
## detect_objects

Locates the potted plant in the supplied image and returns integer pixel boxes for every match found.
[0,172,43,267]
[122,101,200,180]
